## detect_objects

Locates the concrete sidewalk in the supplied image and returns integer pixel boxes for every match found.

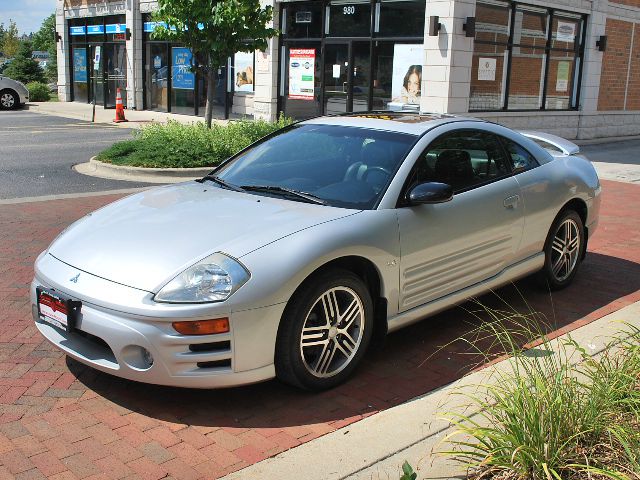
[27,101,228,128]
[225,300,640,480]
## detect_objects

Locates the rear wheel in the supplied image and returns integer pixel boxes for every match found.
[275,269,373,390]
[537,209,584,290]
[0,90,18,110]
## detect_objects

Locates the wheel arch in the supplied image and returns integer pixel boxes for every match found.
[281,255,388,345]
[558,198,589,259]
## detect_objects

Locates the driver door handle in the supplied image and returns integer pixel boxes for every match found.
[503,195,520,209]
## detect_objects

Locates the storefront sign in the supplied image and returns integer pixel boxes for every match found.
[154,56,162,69]
[556,61,570,92]
[87,25,105,35]
[234,52,254,92]
[73,50,87,82]
[70,26,86,36]
[143,21,168,33]
[256,50,270,73]
[106,23,126,34]
[391,44,422,106]
[556,22,575,42]
[93,46,101,71]
[478,57,497,81]
[172,48,195,90]
[288,48,315,100]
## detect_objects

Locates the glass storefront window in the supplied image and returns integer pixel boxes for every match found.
[470,1,585,111]
[171,47,196,115]
[281,42,322,119]
[377,0,425,38]
[475,1,510,44]
[72,46,89,103]
[551,15,581,49]
[371,42,423,110]
[145,43,169,112]
[327,0,372,37]
[513,6,548,48]
[545,54,576,110]
[283,1,324,38]
[470,45,508,111]
[508,47,545,110]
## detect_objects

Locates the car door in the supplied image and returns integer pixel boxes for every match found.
[396,128,524,312]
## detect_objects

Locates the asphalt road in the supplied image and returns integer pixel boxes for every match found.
[0,109,153,200]
[1,109,639,200]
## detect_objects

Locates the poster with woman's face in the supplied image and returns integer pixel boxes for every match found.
[391,44,423,106]
[234,52,254,93]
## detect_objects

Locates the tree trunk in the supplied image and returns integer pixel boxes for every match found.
[205,67,216,129]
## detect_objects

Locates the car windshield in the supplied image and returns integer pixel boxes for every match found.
[214,124,417,209]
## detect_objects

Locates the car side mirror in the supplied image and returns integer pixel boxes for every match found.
[405,182,453,205]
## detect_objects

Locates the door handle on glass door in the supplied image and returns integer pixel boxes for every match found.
[503,195,520,209]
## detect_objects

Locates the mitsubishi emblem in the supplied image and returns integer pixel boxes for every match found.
[70,273,80,283]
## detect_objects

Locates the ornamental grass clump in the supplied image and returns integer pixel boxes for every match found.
[438,297,640,480]
[96,114,293,168]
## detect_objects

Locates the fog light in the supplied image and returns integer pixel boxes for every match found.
[121,345,154,370]
[172,318,230,335]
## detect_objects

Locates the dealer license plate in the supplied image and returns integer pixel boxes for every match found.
[37,288,80,332]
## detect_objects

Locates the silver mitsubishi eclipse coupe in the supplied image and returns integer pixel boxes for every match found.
[31,112,601,391]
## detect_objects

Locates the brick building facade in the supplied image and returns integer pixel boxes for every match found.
[55,0,640,138]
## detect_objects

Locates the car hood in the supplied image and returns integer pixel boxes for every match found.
[48,182,358,292]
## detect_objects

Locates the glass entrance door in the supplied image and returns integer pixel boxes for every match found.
[323,43,349,114]
[146,43,169,112]
[105,43,127,108]
[323,41,370,114]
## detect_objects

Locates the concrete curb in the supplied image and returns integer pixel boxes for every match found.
[223,301,640,480]
[74,157,212,184]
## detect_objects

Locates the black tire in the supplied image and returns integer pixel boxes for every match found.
[536,209,585,290]
[275,268,374,391]
[0,89,18,110]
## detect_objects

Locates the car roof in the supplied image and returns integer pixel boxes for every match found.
[301,112,486,136]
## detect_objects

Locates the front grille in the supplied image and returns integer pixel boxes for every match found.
[196,359,232,369]
[188,340,231,353]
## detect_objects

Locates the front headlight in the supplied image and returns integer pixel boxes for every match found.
[154,253,250,303]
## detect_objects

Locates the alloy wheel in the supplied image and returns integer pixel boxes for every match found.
[550,218,581,282]
[299,286,365,378]
[1,93,15,108]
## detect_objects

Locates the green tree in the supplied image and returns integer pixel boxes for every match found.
[3,42,46,83]
[1,20,20,58]
[154,0,277,127]
[32,13,57,81]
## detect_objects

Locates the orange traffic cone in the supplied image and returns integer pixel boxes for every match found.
[113,88,128,123]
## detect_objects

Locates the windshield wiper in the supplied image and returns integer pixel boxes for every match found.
[240,185,327,205]
[199,174,244,192]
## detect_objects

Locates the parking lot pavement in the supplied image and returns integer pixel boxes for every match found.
[0,110,152,200]
[0,180,638,479]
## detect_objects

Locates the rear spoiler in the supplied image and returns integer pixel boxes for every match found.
[519,130,580,155]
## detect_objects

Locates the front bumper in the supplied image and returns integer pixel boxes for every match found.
[31,255,285,388]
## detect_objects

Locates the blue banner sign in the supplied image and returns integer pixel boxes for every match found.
[172,47,195,90]
[106,23,126,34]
[87,25,104,35]
[143,21,169,32]
[73,49,87,83]
[69,26,86,36]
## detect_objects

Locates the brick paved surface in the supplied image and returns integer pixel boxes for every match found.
[0,180,638,479]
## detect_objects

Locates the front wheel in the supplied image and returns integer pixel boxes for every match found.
[275,269,373,391]
[537,209,584,290]
[0,90,18,110]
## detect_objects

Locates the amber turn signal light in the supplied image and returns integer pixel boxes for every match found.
[172,318,230,335]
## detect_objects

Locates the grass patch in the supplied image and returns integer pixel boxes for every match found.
[438,299,640,480]
[96,115,293,168]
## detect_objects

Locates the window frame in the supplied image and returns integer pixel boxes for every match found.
[398,128,515,205]
[496,134,541,174]
[470,0,587,112]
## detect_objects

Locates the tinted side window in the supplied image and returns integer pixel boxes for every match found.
[412,130,511,192]
[499,136,540,172]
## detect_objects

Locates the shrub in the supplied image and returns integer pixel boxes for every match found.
[26,82,50,102]
[439,299,640,480]
[97,114,293,168]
